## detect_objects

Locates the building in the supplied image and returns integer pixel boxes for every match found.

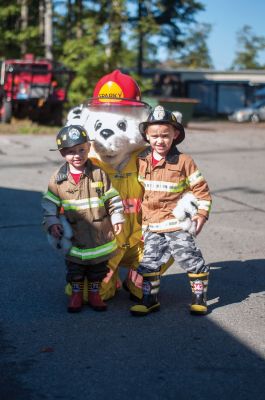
[145,69,265,117]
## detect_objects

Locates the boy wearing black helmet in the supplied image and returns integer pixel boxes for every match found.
[42,125,124,313]
[130,106,212,316]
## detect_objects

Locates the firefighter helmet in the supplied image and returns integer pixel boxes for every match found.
[50,125,89,151]
[91,69,145,106]
[139,105,185,144]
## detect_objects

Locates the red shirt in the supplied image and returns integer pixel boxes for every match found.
[152,151,161,166]
[70,172,82,184]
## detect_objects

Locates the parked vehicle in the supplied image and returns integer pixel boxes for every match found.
[0,54,74,125]
[228,100,265,123]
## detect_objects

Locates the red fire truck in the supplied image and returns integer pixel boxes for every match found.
[0,54,74,125]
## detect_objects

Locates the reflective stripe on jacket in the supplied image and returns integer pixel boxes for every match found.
[138,146,212,233]
[42,159,123,265]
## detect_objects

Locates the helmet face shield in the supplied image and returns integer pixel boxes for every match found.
[86,101,151,121]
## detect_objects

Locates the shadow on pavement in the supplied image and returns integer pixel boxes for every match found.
[1,187,264,400]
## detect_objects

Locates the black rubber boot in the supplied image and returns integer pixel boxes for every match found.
[130,274,160,316]
[188,272,209,315]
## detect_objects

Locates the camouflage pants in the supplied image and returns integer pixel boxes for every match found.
[138,230,209,274]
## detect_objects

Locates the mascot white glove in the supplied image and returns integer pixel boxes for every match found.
[172,192,198,236]
[47,215,73,256]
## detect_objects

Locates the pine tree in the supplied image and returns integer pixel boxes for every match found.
[231,25,265,70]
[175,23,213,69]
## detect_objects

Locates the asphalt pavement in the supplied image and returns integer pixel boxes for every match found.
[0,121,264,400]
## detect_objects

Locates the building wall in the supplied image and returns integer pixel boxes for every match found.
[148,69,265,116]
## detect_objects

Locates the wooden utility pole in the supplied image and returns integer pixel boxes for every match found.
[137,0,143,76]
[20,0,28,55]
[44,0,53,60]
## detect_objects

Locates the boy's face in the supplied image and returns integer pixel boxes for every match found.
[146,124,179,157]
[60,142,90,170]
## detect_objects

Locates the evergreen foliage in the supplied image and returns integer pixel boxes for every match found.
[231,25,265,70]
[0,1,214,106]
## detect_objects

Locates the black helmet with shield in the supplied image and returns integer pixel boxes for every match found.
[51,125,89,151]
[139,105,185,145]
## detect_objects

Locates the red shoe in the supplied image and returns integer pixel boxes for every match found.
[88,291,107,311]
[67,292,83,313]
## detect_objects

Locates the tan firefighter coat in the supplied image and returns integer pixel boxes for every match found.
[138,146,212,233]
[42,159,124,265]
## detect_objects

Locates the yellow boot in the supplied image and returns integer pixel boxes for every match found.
[188,272,209,315]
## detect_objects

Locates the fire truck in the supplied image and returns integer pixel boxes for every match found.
[0,54,74,125]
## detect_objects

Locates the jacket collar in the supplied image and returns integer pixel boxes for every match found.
[56,160,92,183]
[138,145,180,164]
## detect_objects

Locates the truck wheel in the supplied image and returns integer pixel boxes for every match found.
[52,104,63,126]
[0,100,12,123]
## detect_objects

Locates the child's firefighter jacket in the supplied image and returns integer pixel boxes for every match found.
[138,146,212,233]
[42,159,124,265]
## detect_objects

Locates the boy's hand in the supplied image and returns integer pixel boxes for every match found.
[50,224,63,239]
[113,223,123,235]
[192,214,207,235]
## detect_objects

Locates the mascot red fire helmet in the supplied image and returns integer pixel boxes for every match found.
[91,69,146,107]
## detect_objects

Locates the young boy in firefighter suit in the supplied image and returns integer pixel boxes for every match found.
[130,105,212,316]
[66,70,174,302]
[41,124,124,313]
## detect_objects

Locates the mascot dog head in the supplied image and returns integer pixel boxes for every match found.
[66,70,151,169]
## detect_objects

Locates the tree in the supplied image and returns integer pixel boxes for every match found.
[0,2,21,57]
[20,0,29,55]
[44,0,53,59]
[0,0,208,105]
[58,1,108,104]
[174,23,213,68]
[127,0,205,75]
[104,0,127,71]
[231,25,265,70]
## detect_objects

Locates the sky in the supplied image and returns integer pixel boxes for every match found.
[196,0,265,70]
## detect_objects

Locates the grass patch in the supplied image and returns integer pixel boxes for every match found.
[0,119,60,135]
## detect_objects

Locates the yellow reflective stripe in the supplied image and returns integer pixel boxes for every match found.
[197,199,212,212]
[142,218,183,232]
[91,181,103,188]
[69,239,117,260]
[188,272,209,279]
[43,190,61,206]
[138,178,188,193]
[103,187,120,201]
[188,170,204,187]
[62,197,104,210]
[142,272,160,277]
